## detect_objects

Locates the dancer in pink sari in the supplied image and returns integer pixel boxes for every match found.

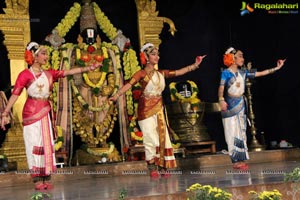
[1,41,99,190]
[110,43,206,178]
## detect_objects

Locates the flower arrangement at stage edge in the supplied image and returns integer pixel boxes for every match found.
[284,167,300,183]
[248,189,282,200]
[284,167,300,198]
[169,80,201,111]
[118,188,128,200]
[186,183,232,200]
[30,192,51,200]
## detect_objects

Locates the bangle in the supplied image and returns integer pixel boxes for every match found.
[116,91,122,97]
[1,111,8,117]
[194,63,199,69]
[268,67,279,74]
[219,97,225,102]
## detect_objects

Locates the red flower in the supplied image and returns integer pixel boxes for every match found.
[87,45,95,53]
[128,115,133,121]
[80,54,91,62]
[135,131,143,137]
[132,89,142,100]
[139,52,147,66]
[24,50,34,65]
[123,147,129,153]
[123,42,131,52]
[94,55,104,62]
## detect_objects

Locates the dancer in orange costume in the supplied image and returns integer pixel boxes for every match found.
[110,42,206,178]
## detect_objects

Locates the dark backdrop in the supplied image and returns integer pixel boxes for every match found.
[1,0,299,151]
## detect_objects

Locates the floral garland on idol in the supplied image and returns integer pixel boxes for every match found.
[42,2,81,150]
[54,2,81,38]
[47,0,143,145]
[129,116,143,144]
[93,1,143,144]
[123,48,143,144]
[75,44,114,96]
[169,80,201,111]
[70,43,120,145]
[93,0,141,117]
[92,2,118,41]
[42,44,73,151]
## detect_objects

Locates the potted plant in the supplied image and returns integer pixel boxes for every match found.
[248,189,282,200]
[186,183,232,200]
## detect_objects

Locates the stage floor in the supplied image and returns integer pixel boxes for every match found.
[1,149,300,200]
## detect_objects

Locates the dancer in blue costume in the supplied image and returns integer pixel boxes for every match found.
[218,47,285,170]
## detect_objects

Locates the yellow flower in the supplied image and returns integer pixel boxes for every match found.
[55,126,64,151]
[187,183,232,200]
[55,2,81,37]
[169,80,201,111]
[93,2,118,40]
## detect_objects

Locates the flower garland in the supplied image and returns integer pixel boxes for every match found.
[76,45,114,96]
[54,2,81,38]
[55,126,64,151]
[129,116,143,142]
[92,2,118,41]
[122,48,142,116]
[93,0,143,141]
[123,48,141,80]
[169,80,201,110]
[71,79,111,112]
[101,42,122,94]
[73,101,118,145]
[170,130,181,149]
[82,72,107,89]
[81,46,109,91]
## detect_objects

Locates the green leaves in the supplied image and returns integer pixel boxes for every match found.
[31,192,51,200]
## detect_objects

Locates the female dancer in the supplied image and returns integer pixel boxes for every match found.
[1,41,99,190]
[218,47,285,170]
[110,42,206,178]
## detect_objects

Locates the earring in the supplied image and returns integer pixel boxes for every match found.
[146,59,150,64]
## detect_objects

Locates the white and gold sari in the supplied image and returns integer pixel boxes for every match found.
[137,70,176,169]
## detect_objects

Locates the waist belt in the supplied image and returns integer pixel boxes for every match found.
[28,96,49,101]
[142,94,162,98]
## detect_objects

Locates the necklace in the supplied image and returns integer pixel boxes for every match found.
[229,69,241,88]
[150,70,161,90]
[31,66,43,73]
[30,67,45,92]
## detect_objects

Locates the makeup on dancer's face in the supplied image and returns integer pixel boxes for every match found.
[234,51,244,65]
[36,48,49,63]
[38,49,48,57]
[149,49,159,57]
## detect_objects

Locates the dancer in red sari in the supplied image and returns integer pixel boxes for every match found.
[110,43,206,178]
[1,41,99,190]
